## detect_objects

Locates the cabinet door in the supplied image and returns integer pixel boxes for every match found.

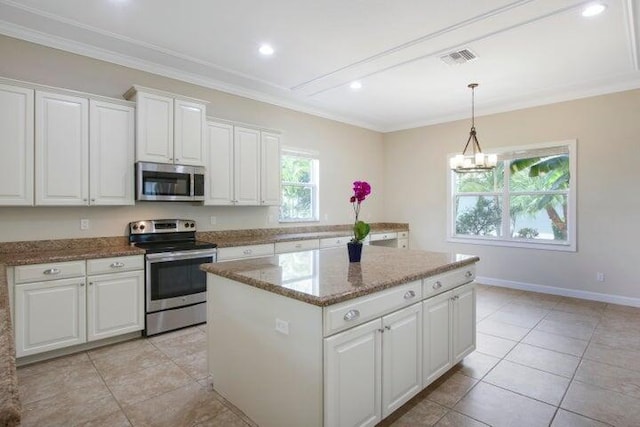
[136,91,173,163]
[87,270,144,341]
[324,319,382,427]
[89,100,135,205]
[422,291,452,387]
[174,99,206,166]
[452,283,476,363]
[0,84,34,205]
[260,131,281,206]
[14,277,86,357]
[205,121,234,205]
[382,302,422,417]
[233,126,260,205]
[35,91,89,205]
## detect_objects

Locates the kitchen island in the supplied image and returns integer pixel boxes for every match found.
[201,246,479,427]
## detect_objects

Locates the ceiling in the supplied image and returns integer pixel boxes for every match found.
[0,0,639,132]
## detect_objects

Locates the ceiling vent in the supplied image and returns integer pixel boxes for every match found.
[440,49,477,65]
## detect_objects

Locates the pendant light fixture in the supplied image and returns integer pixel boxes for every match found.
[450,83,497,172]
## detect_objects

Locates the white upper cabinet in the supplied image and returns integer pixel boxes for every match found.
[206,121,281,207]
[0,83,34,206]
[234,126,261,205]
[35,90,89,206]
[205,121,234,205]
[89,100,135,205]
[260,131,281,206]
[125,86,207,166]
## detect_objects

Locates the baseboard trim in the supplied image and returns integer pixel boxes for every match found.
[476,276,640,308]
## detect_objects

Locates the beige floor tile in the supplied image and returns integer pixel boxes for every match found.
[583,341,640,372]
[485,307,546,329]
[505,343,580,378]
[555,298,607,315]
[545,310,601,328]
[590,328,640,351]
[389,399,448,426]
[574,359,640,399]
[534,318,596,341]
[123,382,231,427]
[106,361,193,405]
[76,409,132,426]
[173,349,209,380]
[148,325,204,344]
[522,330,588,357]
[17,352,90,379]
[21,382,120,427]
[434,410,489,426]
[18,357,104,404]
[483,360,570,405]
[551,409,611,427]
[476,319,530,341]
[452,352,500,380]
[561,380,640,426]
[192,408,250,426]
[512,291,561,309]
[454,381,556,427]
[87,338,150,360]
[476,307,495,322]
[425,373,478,408]
[91,343,171,382]
[151,327,207,360]
[475,333,518,358]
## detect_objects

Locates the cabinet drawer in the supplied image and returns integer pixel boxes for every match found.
[370,232,398,242]
[87,255,144,275]
[274,239,319,254]
[14,260,86,284]
[319,236,352,249]
[422,265,476,298]
[217,244,274,261]
[398,231,409,239]
[323,281,422,336]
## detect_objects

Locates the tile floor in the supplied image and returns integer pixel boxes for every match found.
[17,284,640,426]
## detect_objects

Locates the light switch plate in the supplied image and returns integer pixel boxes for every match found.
[275,318,289,335]
[80,219,89,230]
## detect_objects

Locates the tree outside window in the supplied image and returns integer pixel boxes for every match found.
[450,141,576,251]
[280,151,319,222]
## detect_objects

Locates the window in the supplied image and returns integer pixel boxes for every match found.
[448,140,576,251]
[280,149,319,222]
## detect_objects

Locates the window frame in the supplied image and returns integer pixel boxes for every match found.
[279,148,320,223]
[447,139,577,252]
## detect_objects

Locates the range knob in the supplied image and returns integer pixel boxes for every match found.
[132,224,139,230]
[139,224,145,230]
[184,222,191,228]
[190,222,195,228]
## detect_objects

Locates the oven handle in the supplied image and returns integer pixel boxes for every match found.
[146,249,217,263]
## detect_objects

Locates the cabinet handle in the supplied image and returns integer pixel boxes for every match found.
[91,198,95,202]
[89,282,93,286]
[404,290,416,300]
[433,281,442,290]
[243,249,253,255]
[80,282,85,287]
[465,271,473,278]
[343,309,360,322]
[378,328,385,333]
[175,158,179,162]
[385,325,391,331]
[110,262,125,268]
[43,268,60,275]
[451,295,459,301]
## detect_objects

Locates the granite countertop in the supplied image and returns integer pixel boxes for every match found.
[0,245,145,267]
[201,245,479,307]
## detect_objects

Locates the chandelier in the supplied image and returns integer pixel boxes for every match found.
[450,83,497,172]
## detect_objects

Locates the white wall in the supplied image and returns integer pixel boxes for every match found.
[0,35,384,241]
[382,89,640,301]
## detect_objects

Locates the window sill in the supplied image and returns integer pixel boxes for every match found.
[447,236,576,252]
[278,219,320,224]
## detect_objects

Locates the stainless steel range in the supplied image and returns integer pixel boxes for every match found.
[128,219,217,336]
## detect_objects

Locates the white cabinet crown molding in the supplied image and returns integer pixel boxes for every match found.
[124,84,209,105]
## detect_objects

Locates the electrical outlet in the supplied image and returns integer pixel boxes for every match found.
[80,219,89,230]
[210,216,217,225]
[596,272,605,282]
[275,318,289,335]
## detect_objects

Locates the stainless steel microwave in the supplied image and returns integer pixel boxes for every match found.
[136,162,205,201]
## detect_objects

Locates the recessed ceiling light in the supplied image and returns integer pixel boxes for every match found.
[349,81,362,90]
[259,44,274,56]
[582,3,606,17]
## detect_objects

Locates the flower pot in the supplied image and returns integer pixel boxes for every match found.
[347,242,363,263]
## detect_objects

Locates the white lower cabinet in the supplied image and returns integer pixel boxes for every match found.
[13,256,144,358]
[87,270,144,341]
[422,282,476,387]
[15,277,87,357]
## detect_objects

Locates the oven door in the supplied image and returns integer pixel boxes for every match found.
[145,249,216,312]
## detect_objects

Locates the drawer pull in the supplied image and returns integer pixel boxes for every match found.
[385,325,391,331]
[343,309,360,322]
[43,268,60,275]
[433,281,442,290]
[243,249,253,255]
[465,271,473,278]
[110,262,125,268]
[404,290,416,299]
